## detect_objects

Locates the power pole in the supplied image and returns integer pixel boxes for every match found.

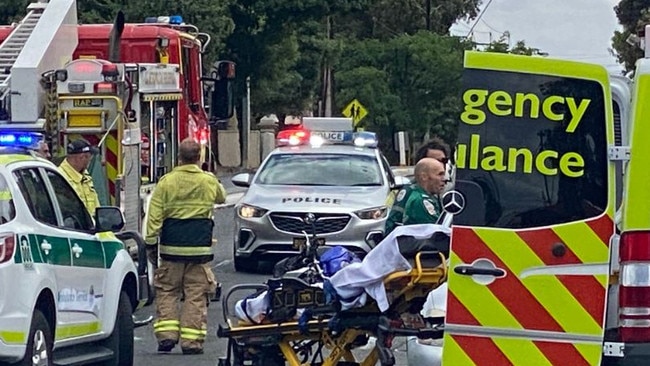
[425,0,431,31]
[324,16,333,117]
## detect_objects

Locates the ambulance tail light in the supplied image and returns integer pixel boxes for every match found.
[619,231,650,342]
[277,129,310,147]
[0,233,15,264]
[94,82,117,94]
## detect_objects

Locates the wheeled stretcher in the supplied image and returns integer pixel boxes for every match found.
[217,251,447,366]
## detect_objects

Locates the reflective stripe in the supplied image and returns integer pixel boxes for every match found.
[160,245,212,256]
[180,327,207,340]
[0,331,26,344]
[56,322,101,341]
[154,319,180,333]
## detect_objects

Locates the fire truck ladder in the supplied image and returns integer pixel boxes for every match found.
[0,3,46,112]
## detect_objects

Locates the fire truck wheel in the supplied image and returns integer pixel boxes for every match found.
[22,309,52,366]
[102,291,134,366]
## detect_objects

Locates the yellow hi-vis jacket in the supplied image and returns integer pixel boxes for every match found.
[58,159,100,217]
[145,164,226,263]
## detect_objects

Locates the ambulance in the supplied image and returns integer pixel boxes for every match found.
[0,133,149,365]
[440,51,647,365]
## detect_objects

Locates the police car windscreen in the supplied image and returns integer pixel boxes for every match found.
[456,69,607,229]
[256,153,382,186]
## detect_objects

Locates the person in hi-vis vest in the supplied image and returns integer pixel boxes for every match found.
[146,138,226,355]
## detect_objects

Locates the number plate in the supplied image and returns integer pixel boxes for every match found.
[292,237,326,249]
[73,99,103,107]
[311,131,345,141]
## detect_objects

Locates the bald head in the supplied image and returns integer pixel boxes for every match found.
[178,138,201,165]
[414,158,446,195]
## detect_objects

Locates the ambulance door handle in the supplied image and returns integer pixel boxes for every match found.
[71,243,83,258]
[454,265,505,277]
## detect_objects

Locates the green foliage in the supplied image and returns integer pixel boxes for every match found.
[1,0,489,162]
[335,32,469,150]
[613,0,650,72]
[0,0,30,25]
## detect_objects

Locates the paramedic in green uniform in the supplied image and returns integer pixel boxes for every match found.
[385,158,447,234]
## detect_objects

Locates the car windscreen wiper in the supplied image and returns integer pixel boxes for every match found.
[349,183,382,186]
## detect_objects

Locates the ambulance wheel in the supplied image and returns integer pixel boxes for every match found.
[22,309,52,366]
[103,291,134,366]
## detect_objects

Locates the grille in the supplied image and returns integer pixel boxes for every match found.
[270,212,350,235]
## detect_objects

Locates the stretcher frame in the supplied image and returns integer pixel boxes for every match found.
[218,251,447,366]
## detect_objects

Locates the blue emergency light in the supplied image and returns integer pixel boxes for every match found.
[0,132,41,149]
[276,129,378,148]
[352,131,378,148]
[144,15,184,24]
[169,15,183,24]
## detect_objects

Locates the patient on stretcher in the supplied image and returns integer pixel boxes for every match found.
[234,224,450,324]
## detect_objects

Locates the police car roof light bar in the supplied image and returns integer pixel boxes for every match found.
[276,129,310,147]
[0,132,42,149]
[352,131,378,148]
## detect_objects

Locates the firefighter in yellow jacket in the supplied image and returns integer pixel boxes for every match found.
[145,138,226,355]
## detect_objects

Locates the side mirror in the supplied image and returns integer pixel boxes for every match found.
[231,173,251,188]
[391,175,412,190]
[95,206,125,232]
[206,60,236,124]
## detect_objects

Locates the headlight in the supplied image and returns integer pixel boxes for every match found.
[237,204,268,218]
[354,206,387,220]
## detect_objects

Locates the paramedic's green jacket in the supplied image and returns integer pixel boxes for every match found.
[385,184,442,234]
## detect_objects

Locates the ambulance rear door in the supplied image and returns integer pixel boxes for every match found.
[443,52,616,366]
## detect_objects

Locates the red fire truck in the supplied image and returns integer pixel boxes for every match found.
[0,14,235,173]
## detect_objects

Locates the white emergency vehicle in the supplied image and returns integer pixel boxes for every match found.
[231,118,411,272]
[0,133,149,365]
[427,51,644,366]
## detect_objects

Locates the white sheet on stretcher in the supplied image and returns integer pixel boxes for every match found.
[329,224,450,312]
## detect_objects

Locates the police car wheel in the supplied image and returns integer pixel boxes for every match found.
[22,309,52,366]
[102,291,134,366]
[233,256,257,273]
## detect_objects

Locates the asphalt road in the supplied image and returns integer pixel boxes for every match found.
[133,188,409,366]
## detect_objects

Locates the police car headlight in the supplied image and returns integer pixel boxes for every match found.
[238,204,268,218]
[354,206,387,220]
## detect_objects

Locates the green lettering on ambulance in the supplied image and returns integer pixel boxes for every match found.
[507,148,534,173]
[456,144,467,169]
[535,150,559,176]
[559,152,585,178]
[480,146,507,172]
[461,89,488,125]
[469,133,481,169]
[487,91,512,116]
[565,98,591,133]
[514,93,540,119]
[541,95,564,122]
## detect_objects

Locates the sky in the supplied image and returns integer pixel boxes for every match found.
[450,0,623,73]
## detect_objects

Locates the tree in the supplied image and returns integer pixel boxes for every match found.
[484,36,545,56]
[335,32,470,157]
[0,0,29,25]
[612,0,649,72]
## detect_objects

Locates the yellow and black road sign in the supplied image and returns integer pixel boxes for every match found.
[342,99,368,126]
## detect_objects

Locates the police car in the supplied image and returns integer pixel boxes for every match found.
[0,132,148,365]
[231,119,410,271]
